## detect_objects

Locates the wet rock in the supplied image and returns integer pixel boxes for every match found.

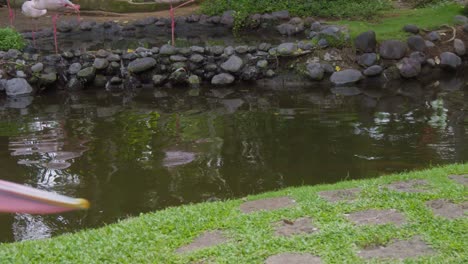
[122,52,137,60]
[256,60,268,69]
[277,42,298,56]
[224,46,235,56]
[221,55,244,73]
[189,54,205,64]
[357,53,378,67]
[4,96,33,108]
[66,77,83,90]
[272,10,290,20]
[240,66,259,81]
[398,58,421,78]
[403,24,419,34]
[79,21,95,31]
[320,26,342,40]
[159,44,177,56]
[128,57,157,73]
[318,38,328,48]
[208,46,224,56]
[258,43,272,52]
[454,39,466,56]
[30,62,44,73]
[354,31,377,53]
[464,24,468,33]
[427,31,440,42]
[170,55,187,62]
[425,40,435,48]
[306,63,325,81]
[69,62,82,75]
[380,40,408,60]
[93,58,109,70]
[211,73,235,85]
[407,35,427,52]
[16,71,26,78]
[208,15,221,24]
[330,69,363,85]
[454,15,468,25]
[364,65,383,77]
[169,70,188,84]
[39,72,57,84]
[440,52,461,70]
[188,75,200,88]
[77,67,96,82]
[298,41,313,50]
[220,10,234,27]
[107,54,121,62]
[5,78,33,96]
[96,49,109,58]
[310,21,322,31]
[409,51,427,64]
[62,51,74,59]
[235,45,249,54]
[277,23,304,36]
[190,46,205,53]
[93,74,107,87]
[266,69,276,77]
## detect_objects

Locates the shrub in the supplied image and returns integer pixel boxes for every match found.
[0,27,26,51]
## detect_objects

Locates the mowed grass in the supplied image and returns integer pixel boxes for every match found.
[0,164,467,263]
[337,3,464,40]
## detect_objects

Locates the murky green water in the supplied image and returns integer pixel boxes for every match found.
[0,79,467,242]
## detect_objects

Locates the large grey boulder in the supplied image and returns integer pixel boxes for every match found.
[379,40,408,60]
[407,35,426,52]
[306,63,325,81]
[454,15,468,25]
[211,73,235,85]
[397,58,421,78]
[77,67,96,82]
[454,39,466,56]
[5,78,33,96]
[427,31,440,42]
[128,57,157,73]
[221,55,244,73]
[440,52,462,70]
[330,69,363,85]
[354,31,376,52]
[277,43,298,56]
[403,24,419,34]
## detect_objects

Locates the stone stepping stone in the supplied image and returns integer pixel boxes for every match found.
[346,209,406,226]
[176,230,228,253]
[449,174,468,186]
[426,199,468,219]
[358,236,435,260]
[387,179,429,193]
[318,188,360,203]
[265,253,323,264]
[274,217,318,237]
[239,197,295,213]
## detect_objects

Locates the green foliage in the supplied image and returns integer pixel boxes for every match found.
[410,0,452,8]
[201,0,392,19]
[0,164,466,262]
[0,27,26,51]
[338,3,463,40]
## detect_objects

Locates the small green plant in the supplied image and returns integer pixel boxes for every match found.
[0,27,26,51]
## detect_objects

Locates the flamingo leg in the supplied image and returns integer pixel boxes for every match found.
[6,0,14,27]
[52,14,60,54]
[170,3,175,46]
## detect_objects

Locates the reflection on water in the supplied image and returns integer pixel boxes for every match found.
[0,76,467,242]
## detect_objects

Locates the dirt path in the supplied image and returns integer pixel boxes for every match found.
[0,5,200,32]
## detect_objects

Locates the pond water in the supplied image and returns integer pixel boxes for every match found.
[0,77,467,243]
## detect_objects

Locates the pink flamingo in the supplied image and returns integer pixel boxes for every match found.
[169,0,195,46]
[27,0,80,54]
[21,1,47,48]
[0,179,89,214]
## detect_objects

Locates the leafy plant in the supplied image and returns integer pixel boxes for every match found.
[0,27,26,51]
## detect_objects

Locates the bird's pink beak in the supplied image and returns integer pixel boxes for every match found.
[0,180,89,214]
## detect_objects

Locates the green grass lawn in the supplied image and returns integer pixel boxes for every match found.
[0,164,466,263]
[337,3,464,40]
